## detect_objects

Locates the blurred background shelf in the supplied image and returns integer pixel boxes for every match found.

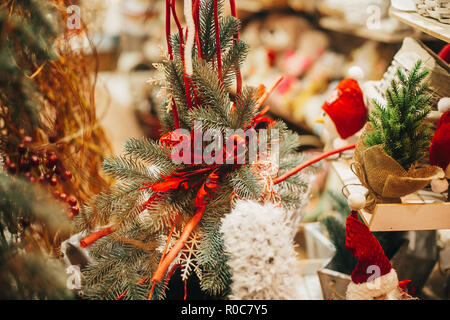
[389,7,450,42]
[318,16,427,43]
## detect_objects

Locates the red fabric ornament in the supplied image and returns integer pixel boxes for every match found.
[195,169,220,207]
[144,167,213,192]
[322,78,367,139]
[345,211,392,284]
[429,111,450,172]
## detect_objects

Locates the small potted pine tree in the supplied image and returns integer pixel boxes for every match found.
[352,60,445,211]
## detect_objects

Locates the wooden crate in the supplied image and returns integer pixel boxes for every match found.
[317,259,351,300]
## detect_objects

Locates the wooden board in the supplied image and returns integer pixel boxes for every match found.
[330,158,450,232]
[389,7,450,42]
[360,203,450,231]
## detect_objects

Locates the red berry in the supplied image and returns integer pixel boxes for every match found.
[50,177,58,186]
[38,176,45,184]
[30,155,40,165]
[45,155,57,168]
[23,172,31,179]
[53,190,61,198]
[29,177,36,183]
[18,143,26,154]
[70,206,80,216]
[7,163,17,173]
[59,193,67,201]
[63,170,72,180]
[67,196,77,207]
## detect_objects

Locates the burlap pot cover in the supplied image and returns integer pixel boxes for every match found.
[352,141,445,211]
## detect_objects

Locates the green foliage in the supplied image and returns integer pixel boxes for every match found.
[0,173,74,299]
[0,0,61,138]
[365,60,433,170]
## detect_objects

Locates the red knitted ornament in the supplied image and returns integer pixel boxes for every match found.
[345,211,392,284]
[429,111,450,171]
[322,78,367,139]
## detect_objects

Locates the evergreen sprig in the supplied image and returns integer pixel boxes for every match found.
[365,60,433,170]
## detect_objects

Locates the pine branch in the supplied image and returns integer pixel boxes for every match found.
[365,60,433,169]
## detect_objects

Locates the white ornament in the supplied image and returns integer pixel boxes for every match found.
[220,200,302,300]
[348,192,366,211]
[348,65,365,81]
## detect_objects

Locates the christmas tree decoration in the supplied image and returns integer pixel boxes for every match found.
[352,60,445,209]
[0,0,112,298]
[316,78,367,150]
[76,0,311,300]
[220,200,303,300]
[344,206,415,300]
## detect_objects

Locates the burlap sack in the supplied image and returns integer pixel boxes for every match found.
[352,140,445,211]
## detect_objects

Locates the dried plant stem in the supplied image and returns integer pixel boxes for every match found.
[151,206,205,284]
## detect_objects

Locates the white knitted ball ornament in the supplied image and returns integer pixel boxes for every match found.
[347,192,366,211]
[348,66,365,81]
[438,97,450,114]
